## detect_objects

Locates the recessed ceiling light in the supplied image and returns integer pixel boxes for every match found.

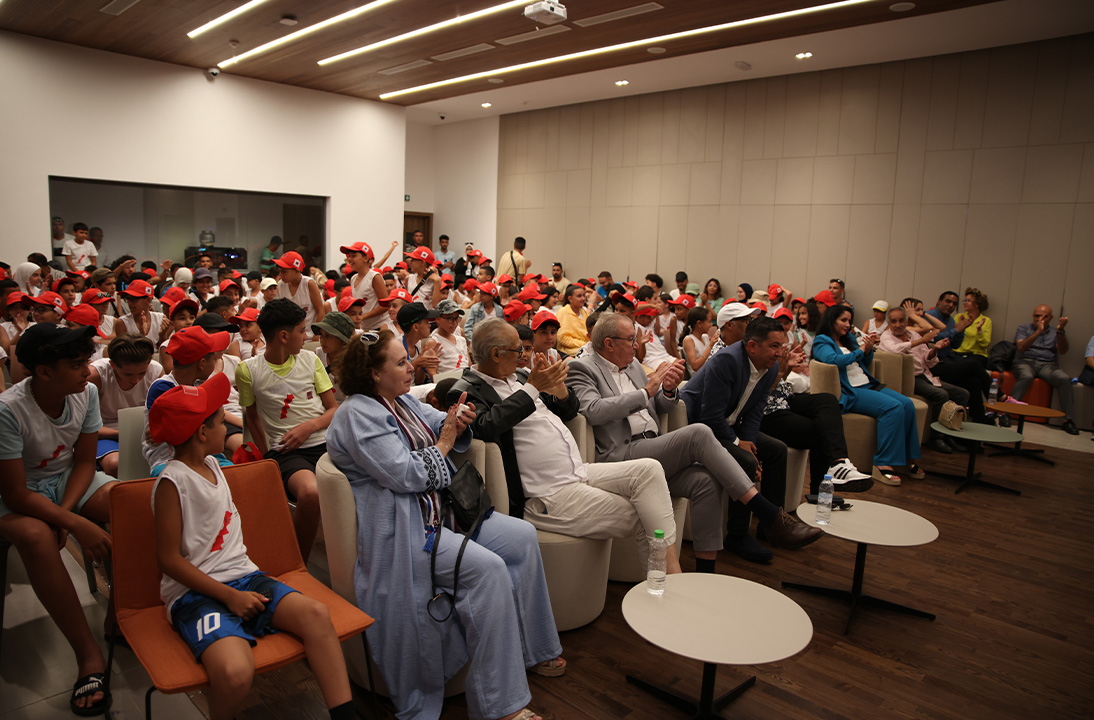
[319,0,526,66]
[188,0,270,38]
[481,102,492,108]
[488,78,505,84]
[218,0,399,68]
[381,0,873,99]
[889,2,915,11]
[647,46,666,54]
[795,51,813,59]
[279,15,298,26]
[615,80,629,86]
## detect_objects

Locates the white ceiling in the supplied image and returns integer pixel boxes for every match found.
[405,0,1094,125]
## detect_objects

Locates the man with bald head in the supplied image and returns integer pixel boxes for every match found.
[1013,305,1078,435]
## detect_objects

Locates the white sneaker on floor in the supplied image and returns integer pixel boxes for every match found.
[825,460,874,492]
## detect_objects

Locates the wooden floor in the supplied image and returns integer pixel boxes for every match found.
[217,441,1094,720]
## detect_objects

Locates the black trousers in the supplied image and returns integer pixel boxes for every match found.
[719,432,787,536]
[934,354,988,421]
[760,392,849,494]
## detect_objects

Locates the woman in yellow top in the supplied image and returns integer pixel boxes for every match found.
[555,283,590,356]
[952,287,992,402]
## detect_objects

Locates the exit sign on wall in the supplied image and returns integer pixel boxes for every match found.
[404,195,410,202]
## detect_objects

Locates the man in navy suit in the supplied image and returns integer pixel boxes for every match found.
[681,316,805,563]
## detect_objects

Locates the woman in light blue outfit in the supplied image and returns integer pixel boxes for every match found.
[325,330,563,720]
[812,305,921,485]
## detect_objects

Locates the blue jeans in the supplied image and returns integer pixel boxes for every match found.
[845,387,920,467]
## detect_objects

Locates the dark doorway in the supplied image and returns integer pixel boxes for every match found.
[403,212,433,253]
[284,203,326,270]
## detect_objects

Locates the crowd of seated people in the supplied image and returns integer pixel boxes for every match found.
[0,222,1088,719]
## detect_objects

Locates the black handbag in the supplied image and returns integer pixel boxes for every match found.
[427,462,493,622]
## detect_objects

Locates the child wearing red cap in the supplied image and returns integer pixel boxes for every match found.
[149,374,354,720]
[118,279,169,345]
[530,311,562,365]
[404,246,444,309]
[236,300,336,562]
[273,252,326,335]
[31,291,68,325]
[230,307,265,362]
[54,276,80,310]
[342,242,390,332]
[64,304,109,362]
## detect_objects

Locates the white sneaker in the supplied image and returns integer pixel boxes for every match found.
[825,460,874,492]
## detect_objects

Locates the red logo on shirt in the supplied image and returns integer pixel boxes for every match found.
[37,445,66,469]
[280,394,294,419]
[211,511,232,552]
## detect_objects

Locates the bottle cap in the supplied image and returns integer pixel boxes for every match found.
[653,529,665,539]
[824,474,833,480]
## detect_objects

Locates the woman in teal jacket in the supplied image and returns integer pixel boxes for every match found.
[813,305,921,486]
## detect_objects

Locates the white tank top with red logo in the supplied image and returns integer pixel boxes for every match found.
[351,269,382,331]
[277,277,319,329]
[244,349,326,449]
[0,379,97,483]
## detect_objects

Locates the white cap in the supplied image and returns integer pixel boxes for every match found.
[717,301,761,327]
[872,300,889,312]
[174,267,193,284]
[260,277,277,290]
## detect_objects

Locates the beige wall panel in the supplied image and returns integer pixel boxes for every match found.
[783,72,821,158]
[689,162,722,206]
[544,170,568,208]
[771,205,812,296]
[622,96,641,167]
[969,148,1026,205]
[716,205,742,282]
[954,51,989,150]
[846,204,893,309]
[1022,144,1084,203]
[875,63,904,154]
[605,166,634,207]
[628,206,660,281]
[922,150,973,204]
[637,93,665,166]
[816,70,844,157]
[522,172,545,209]
[741,159,777,205]
[763,76,787,159]
[981,44,1038,148]
[660,163,692,206]
[587,206,629,276]
[1060,34,1094,144]
[566,169,591,207]
[564,206,590,275]
[511,113,530,175]
[520,209,549,252]
[894,58,932,204]
[537,207,567,260]
[592,101,611,171]
[961,203,1019,334]
[685,205,722,282]
[723,83,747,155]
[805,205,850,293]
[498,173,524,210]
[1078,144,1094,203]
[1008,204,1075,340]
[1028,40,1070,146]
[633,165,662,207]
[1060,203,1094,376]
[526,111,548,174]
[914,204,967,304]
[743,80,767,160]
[606,97,625,168]
[852,154,897,205]
[543,108,561,173]
[736,205,775,283]
[812,155,854,205]
[496,208,526,256]
[557,105,582,171]
[926,54,961,151]
[719,152,743,206]
[775,157,815,205]
[590,162,607,208]
[704,85,726,162]
[577,104,595,170]
[499,116,519,176]
[679,87,709,164]
[657,205,689,275]
[885,204,920,303]
[838,65,880,156]
[661,89,682,164]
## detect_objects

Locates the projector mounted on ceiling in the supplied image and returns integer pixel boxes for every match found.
[524,2,567,25]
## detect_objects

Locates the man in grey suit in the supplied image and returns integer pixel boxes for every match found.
[568,313,821,571]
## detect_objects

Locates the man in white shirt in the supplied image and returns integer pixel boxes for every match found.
[449,317,682,572]
[548,262,570,293]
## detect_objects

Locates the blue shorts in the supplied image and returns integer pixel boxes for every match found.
[170,572,298,660]
[96,439,119,461]
[0,468,114,519]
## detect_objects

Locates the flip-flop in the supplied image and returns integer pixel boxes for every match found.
[529,656,567,677]
[70,672,111,717]
[509,710,542,720]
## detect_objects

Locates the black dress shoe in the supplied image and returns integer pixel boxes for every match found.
[1063,419,1080,435]
[724,534,773,564]
[763,510,824,549]
[926,435,953,454]
[997,414,1012,428]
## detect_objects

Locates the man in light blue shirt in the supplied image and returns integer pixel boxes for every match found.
[434,234,456,272]
[1012,304,1078,435]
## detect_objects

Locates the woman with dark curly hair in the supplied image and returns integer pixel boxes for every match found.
[699,278,726,313]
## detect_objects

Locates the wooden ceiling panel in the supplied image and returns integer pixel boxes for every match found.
[0,0,1000,105]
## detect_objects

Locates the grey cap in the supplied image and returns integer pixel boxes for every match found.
[193,267,214,280]
[436,299,464,316]
[312,311,356,343]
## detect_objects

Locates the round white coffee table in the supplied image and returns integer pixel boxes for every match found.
[622,573,812,719]
[783,500,938,633]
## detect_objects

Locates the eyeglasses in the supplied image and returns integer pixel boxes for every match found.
[498,345,525,357]
[439,314,460,321]
[358,331,379,347]
[609,336,638,346]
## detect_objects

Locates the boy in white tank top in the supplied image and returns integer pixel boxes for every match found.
[0,324,116,716]
[148,374,355,720]
[235,299,337,563]
[273,251,326,337]
[89,333,163,477]
[341,241,389,331]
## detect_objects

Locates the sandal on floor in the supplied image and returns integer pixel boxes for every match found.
[70,672,111,717]
[874,466,901,486]
[529,656,567,677]
[905,463,926,480]
[509,710,542,720]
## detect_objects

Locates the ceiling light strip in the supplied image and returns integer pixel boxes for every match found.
[188,0,271,39]
[218,0,400,68]
[380,0,876,99]
[318,0,527,66]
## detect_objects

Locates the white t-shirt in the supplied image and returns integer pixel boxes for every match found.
[840,346,871,387]
[62,239,98,270]
[430,330,469,373]
[120,312,165,344]
[91,357,164,430]
[0,379,102,483]
[241,350,327,450]
[153,457,259,621]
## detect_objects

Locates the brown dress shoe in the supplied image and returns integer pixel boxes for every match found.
[764,509,824,549]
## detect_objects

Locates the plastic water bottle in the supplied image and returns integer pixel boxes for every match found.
[989,377,1000,404]
[816,475,834,526]
[647,529,667,596]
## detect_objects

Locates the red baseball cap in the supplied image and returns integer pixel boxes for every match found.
[64,305,108,337]
[5,291,29,307]
[623,280,639,290]
[496,274,514,285]
[523,273,544,285]
[768,283,784,298]
[792,297,806,305]
[378,288,414,306]
[161,286,187,304]
[463,278,479,292]
[504,300,531,323]
[479,256,492,265]
[772,307,794,321]
[530,310,560,331]
[143,267,158,277]
[668,295,696,309]
[121,279,155,299]
[468,249,483,258]
[813,290,837,307]
[610,290,637,308]
[394,261,409,271]
[324,278,336,297]
[166,326,231,365]
[405,247,436,265]
[33,291,69,314]
[340,241,374,258]
[66,270,91,281]
[750,302,768,312]
[338,296,365,313]
[52,277,76,292]
[273,251,305,271]
[148,372,231,446]
[517,286,546,301]
[81,289,113,305]
[230,269,243,279]
[477,282,499,297]
[230,307,260,324]
[219,279,240,293]
[635,303,659,317]
[164,295,199,319]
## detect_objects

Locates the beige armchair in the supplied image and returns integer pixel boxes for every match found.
[809,360,877,474]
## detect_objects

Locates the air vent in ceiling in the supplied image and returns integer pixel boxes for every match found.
[377,59,433,75]
[430,43,495,62]
[496,25,570,45]
[572,2,663,27]
[100,0,143,16]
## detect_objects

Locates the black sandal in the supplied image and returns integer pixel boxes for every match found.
[70,672,111,717]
